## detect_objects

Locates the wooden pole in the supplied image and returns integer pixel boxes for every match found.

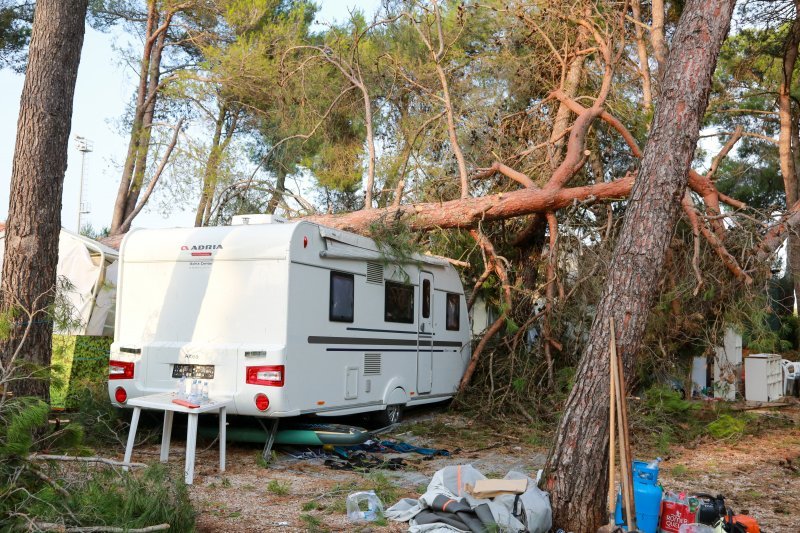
[617,346,637,531]
[611,319,636,530]
[608,331,617,522]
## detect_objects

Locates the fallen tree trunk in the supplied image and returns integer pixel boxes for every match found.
[304,175,635,232]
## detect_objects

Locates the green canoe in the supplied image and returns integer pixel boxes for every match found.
[199,422,371,446]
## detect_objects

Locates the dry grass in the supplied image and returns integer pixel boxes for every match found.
[103,404,800,532]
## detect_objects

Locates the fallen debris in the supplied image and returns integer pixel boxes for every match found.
[385,464,552,532]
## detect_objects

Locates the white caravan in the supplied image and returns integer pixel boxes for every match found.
[108,216,470,423]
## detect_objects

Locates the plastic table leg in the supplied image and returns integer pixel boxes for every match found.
[160,410,174,462]
[123,407,141,471]
[219,406,226,472]
[185,413,198,484]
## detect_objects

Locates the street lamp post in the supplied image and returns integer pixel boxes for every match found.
[74,135,93,233]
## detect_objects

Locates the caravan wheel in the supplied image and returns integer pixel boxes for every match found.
[373,404,403,426]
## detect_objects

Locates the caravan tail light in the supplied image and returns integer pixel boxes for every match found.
[109,360,134,380]
[246,365,284,387]
[254,393,270,411]
[114,387,128,403]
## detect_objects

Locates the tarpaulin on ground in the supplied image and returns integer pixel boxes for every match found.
[385,464,552,533]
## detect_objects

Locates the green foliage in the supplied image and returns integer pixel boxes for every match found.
[671,464,689,478]
[301,500,318,511]
[632,385,761,452]
[50,335,112,410]
[365,472,400,507]
[0,392,193,531]
[0,397,50,457]
[0,1,32,72]
[631,386,701,453]
[28,464,196,532]
[706,413,751,440]
[99,465,194,529]
[368,215,423,281]
[267,479,290,495]
[65,336,113,410]
[300,512,328,532]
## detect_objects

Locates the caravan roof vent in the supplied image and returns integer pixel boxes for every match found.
[366,261,384,284]
[231,214,286,226]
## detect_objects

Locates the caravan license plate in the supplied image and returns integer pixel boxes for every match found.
[172,364,215,379]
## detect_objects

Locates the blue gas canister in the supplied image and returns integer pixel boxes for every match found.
[614,459,663,533]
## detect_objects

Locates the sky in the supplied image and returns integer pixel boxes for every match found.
[0,0,382,234]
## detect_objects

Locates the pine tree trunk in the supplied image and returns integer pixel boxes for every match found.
[780,1,800,317]
[0,0,88,400]
[110,0,157,234]
[541,1,735,530]
[195,105,227,226]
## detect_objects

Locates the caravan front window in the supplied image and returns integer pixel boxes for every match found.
[385,281,414,324]
[330,272,354,322]
[446,293,460,331]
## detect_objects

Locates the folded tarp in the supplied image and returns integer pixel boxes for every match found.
[385,464,552,533]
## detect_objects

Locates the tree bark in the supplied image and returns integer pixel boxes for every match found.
[110,1,174,235]
[651,0,669,81]
[195,105,227,226]
[304,175,636,231]
[779,0,800,316]
[548,27,588,167]
[266,165,288,215]
[631,0,653,110]
[110,0,157,233]
[123,20,169,224]
[0,0,88,400]
[541,1,735,530]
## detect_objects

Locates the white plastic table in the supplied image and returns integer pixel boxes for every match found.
[123,392,232,484]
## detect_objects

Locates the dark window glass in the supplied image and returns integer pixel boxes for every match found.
[422,279,431,319]
[385,281,414,323]
[446,293,460,331]
[330,272,354,322]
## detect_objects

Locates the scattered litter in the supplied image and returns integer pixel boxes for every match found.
[385,464,552,533]
[346,490,384,522]
[660,492,700,533]
[335,438,450,457]
[467,478,528,499]
[324,449,405,471]
[678,524,714,533]
[373,439,450,456]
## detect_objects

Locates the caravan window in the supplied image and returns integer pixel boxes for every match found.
[385,281,414,324]
[330,272,354,322]
[446,293,460,331]
[422,279,431,319]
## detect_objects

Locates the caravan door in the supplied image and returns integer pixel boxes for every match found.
[417,271,434,394]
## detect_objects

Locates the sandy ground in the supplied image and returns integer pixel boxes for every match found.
[118,405,800,532]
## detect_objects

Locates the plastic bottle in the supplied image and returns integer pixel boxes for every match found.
[201,381,209,403]
[189,380,199,404]
[177,374,186,399]
[646,457,662,470]
[346,490,383,522]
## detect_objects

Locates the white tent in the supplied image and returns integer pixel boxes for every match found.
[0,228,118,336]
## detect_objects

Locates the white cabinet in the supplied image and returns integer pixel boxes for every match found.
[745,354,783,403]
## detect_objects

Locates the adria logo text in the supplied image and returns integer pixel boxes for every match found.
[180,244,223,251]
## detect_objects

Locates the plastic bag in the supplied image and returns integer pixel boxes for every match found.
[346,490,384,522]
[679,524,715,533]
